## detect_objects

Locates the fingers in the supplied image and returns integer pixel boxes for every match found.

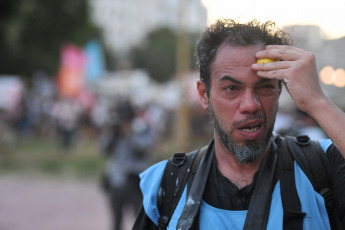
[253,60,290,70]
[252,59,293,79]
[252,45,311,80]
[265,45,304,53]
[256,68,289,81]
[256,45,303,61]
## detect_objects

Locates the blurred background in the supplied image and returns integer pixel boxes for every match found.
[0,0,344,229]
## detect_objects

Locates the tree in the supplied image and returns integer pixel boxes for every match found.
[130,27,200,83]
[0,0,103,78]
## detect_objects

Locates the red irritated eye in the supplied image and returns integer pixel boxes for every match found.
[256,85,277,96]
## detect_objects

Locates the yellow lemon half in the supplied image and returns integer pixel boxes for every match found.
[257,58,278,64]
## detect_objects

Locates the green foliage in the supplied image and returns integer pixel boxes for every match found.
[130,27,200,83]
[0,0,102,78]
[130,27,177,83]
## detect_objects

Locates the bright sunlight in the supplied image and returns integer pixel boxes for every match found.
[202,0,345,39]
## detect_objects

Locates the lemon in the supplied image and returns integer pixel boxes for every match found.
[257,58,278,64]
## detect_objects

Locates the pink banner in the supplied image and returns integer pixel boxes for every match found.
[57,44,85,98]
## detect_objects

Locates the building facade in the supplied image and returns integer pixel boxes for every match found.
[89,0,207,58]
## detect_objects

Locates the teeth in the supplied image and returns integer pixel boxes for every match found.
[241,125,259,132]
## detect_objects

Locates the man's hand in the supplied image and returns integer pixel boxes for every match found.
[253,45,345,159]
[252,45,326,115]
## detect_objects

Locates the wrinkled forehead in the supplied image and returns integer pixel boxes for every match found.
[213,43,265,67]
[211,44,264,78]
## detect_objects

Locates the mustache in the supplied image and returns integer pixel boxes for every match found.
[232,114,266,128]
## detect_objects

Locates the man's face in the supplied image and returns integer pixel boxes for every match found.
[197,43,280,163]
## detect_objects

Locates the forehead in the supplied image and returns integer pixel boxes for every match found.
[211,43,265,80]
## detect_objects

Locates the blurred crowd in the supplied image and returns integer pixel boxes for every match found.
[0,79,168,155]
[0,75,328,157]
[0,74,329,230]
[0,73,211,230]
[0,75,175,230]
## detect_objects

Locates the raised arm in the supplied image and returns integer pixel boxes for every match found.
[252,45,345,156]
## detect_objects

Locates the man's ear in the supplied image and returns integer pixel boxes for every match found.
[197,80,209,110]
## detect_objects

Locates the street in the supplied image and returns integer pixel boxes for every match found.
[0,175,136,230]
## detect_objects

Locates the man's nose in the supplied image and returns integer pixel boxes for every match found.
[239,90,261,114]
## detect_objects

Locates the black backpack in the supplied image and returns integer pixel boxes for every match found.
[156,135,341,230]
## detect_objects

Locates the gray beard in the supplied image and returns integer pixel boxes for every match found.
[208,103,275,164]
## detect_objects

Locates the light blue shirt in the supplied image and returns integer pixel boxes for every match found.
[140,139,333,229]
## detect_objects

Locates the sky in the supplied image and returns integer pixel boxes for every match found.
[201,0,345,39]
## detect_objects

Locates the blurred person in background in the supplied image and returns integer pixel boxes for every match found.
[0,108,15,159]
[90,95,109,136]
[12,94,30,138]
[101,99,154,230]
[51,96,83,153]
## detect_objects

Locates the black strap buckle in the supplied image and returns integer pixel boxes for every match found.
[172,152,186,167]
[295,135,311,145]
[158,215,169,229]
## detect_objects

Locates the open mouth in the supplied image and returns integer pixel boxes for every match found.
[236,118,264,138]
[240,123,261,133]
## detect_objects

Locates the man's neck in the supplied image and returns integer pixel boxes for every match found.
[214,138,270,189]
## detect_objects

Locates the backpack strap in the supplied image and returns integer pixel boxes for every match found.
[176,141,214,230]
[285,135,334,210]
[284,135,343,229]
[276,135,306,230]
[243,137,278,230]
[157,145,208,229]
[187,145,208,195]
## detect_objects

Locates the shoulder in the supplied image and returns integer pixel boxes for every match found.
[317,139,343,162]
[139,160,168,225]
[318,139,333,153]
[140,160,167,190]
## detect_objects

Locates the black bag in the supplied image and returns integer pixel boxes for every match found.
[157,135,339,229]
[157,146,207,229]
[280,135,342,230]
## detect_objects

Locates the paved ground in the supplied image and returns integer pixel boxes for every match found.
[0,175,136,230]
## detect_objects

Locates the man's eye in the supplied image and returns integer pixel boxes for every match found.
[261,84,274,89]
[225,86,238,91]
[257,85,276,95]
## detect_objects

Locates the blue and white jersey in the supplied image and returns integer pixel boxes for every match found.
[139,139,333,230]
